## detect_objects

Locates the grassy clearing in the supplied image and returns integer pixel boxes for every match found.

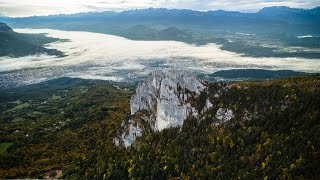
[8,103,29,112]
[52,94,62,100]
[12,117,25,122]
[0,142,13,154]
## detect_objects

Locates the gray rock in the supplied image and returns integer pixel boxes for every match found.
[215,108,234,124]
[115,70,210,147]
[131,70,205,131]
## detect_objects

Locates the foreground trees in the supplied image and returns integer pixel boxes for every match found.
[0,75,320,179]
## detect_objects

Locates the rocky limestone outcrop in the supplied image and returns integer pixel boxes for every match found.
[113,70,236,147]
[114,70,211,147]
[215,108,234,124]
[113,119,143,147]
[130,70,206,131]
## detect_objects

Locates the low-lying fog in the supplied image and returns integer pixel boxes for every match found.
[1,29,320,87]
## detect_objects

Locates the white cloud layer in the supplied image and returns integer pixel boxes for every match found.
[0,0,319,17]
[0,29,319,86]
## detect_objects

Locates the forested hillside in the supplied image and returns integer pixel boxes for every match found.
[0,75,319,179]
[0,22,64,57]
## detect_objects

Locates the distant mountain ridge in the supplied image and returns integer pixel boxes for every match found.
[258,6,311,15]
[1,6,319,19]
[1,6,319,35]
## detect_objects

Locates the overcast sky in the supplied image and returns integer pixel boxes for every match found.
[0,0,319,17]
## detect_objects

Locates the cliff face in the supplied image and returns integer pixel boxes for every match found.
[114,70,221,147]
[130,70,206,131]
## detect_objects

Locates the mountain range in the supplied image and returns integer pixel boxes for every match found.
[1,6,319,34]
[3,6,319,20]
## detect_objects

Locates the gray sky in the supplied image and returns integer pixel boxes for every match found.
[0,0,319,17]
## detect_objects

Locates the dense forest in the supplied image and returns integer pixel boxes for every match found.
[0,75,319,179]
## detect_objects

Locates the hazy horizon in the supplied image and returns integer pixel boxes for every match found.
[0,0,319,17]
